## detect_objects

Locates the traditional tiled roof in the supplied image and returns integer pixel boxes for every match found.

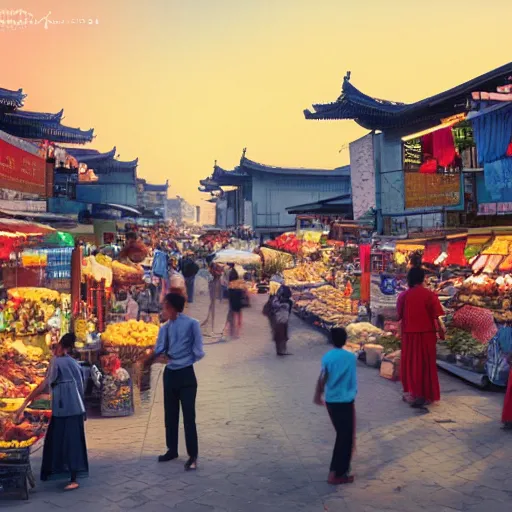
[142,182,168,192]
[66,146,137,171]
[239,156,350,177]
[304,63,512,131]
[0,109,94,143]
[0,87,25,108]
[286,194,353,216]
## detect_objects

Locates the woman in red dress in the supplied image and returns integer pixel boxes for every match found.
[397,267,445,408]
[502,355,512,429]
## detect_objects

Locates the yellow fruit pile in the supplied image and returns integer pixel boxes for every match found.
[102,320,158,348]
[8,287,60,303]
[95,253,113,268]
[0,437,38,449]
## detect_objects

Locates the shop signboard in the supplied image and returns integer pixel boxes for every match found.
[477,203,497,215]
[404,172,460,209]
[497,202,512,215]
[0,138,46,196]
[370,271,407,321]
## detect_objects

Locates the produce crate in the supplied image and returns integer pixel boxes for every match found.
[0,448,35,500]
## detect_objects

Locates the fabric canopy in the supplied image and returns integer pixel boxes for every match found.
[44,231,75,247]
[0,218,55,235]
[214,250,261,265]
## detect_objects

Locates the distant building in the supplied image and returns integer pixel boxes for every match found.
[167,196,196,224]
[137,179,168,220]
[199,149,352,235]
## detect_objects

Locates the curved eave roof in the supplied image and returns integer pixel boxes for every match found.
[304,62,512,131]
[0,87,25,108]
[67,146,117,163]
[143,183,168,192]
[240,157,349,177]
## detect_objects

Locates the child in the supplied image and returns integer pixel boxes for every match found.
[314,327,357,485]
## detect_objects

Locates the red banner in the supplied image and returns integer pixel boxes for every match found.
[0,138,46,196]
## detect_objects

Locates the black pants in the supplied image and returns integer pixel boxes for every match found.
[163,366,198,458]
[326,401,355,477]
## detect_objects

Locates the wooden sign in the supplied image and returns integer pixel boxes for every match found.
[404,172,460,209]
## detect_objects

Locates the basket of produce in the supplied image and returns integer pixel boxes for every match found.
[102,320,158,364]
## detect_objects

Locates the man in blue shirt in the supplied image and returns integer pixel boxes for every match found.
[314,327,357,485]
[145,293,205,470]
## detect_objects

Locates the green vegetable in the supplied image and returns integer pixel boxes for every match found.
[444,328,486,357]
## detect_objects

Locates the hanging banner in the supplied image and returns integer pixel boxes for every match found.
[404,172,460,209]
[0,138,46,196]
[478,203,497,216]
[497,202,512,215]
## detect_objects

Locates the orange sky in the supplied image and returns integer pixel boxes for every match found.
[1,0,511,205]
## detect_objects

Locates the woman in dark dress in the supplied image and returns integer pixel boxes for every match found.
[16,333,88,491]
[223,267,245,339]
[270,285,293,356]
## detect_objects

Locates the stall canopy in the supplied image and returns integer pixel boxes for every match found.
[0,209,77,229]
[0,218,55,236]
[213,249,261,265]
[286,194,353,216]
[43,231,75,247]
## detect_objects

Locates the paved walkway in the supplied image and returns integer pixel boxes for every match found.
[2,292,512,511]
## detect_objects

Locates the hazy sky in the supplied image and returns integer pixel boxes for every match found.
[1,0,511,205]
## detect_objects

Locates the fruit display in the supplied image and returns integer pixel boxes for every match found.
[0,416,46,448]
[266,233,301,254]
[95,253,113,268]
[111,260,144,287]
[102,320,159,363]
[454,274,512,322]
[293,285,358,329]
[283,262,328,288]
[4,288,60,335]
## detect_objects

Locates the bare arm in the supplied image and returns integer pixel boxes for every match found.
[313,372,327,406]
[15,377,49,422]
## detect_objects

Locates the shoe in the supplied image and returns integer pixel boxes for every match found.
[328,474,354,485]
[158,451,178,462]
[184,457,197,471]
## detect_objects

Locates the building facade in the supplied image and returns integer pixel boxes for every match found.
[137,179,168,220]
[199,150,352,235]
[304,64,512,235]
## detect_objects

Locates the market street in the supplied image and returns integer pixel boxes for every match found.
[3,292,512,512]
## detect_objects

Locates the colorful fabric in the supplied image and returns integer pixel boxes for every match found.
[482,236,512,255]
[422,243,442,264]
[444,240,467,266]
[464,244,482,261]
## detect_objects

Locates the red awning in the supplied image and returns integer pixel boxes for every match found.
[0,218,55,235]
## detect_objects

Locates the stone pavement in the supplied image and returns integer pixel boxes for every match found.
[2,292,512,511]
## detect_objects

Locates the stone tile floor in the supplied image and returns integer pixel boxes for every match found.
[1,292,511,511]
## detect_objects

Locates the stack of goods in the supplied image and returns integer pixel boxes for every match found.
[0,339,50,449]
[455,274,512,322]
[283,261,328,288]
[102,320,159,364]
[266,233,302,255]
[294,285,357,329]
[4,288,60,335]
[199,231,230,251]
[100,355,133,418]
[111,260,144,288]
[74,317,98,349]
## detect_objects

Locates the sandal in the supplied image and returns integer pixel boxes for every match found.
[64,482,80,491]
[184,458,197,471]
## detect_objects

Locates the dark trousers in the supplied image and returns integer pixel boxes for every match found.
[326,401,355,477]
[185,276,195,303]
[163,366,198,458]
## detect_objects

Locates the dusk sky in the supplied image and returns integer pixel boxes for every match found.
[2,0,511,205]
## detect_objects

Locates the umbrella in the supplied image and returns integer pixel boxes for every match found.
[213,249,261,266]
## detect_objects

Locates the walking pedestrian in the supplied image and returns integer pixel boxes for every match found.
[223,267,247,339]
[502,353,512,429]
[180,253,199,303]
[397,267,445,408]
[145,293,204,471]
[267,285,293,356]
[16,333,88,491]
[314,328,356,485]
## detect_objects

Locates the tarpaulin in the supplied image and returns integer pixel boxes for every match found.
[422,243,442,264]
[444,240,467,266]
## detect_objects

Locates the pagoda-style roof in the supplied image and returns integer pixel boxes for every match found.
[142,182,168,192]
[0,109,93,144]
[199,151,350,191]
[66,146,137,171]
[0,87,25,108]
[304,63,512,132]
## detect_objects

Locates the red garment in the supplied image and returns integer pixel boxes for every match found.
[397,285,443,403]
[422,243,442,264]
[400,332,441,402]
[444,240,467,267]
[423,127,456,168]
[419,158,437,174]
[506,142,512,157]
[397,286,444,333]
[502,369,512,423]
